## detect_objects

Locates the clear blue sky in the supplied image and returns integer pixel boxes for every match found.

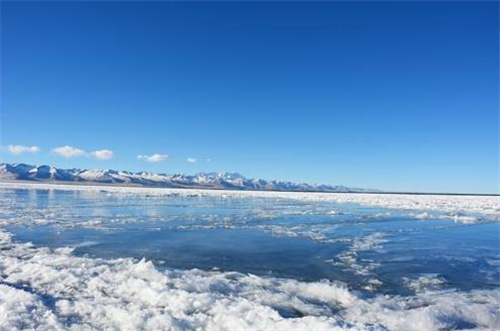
[1,1,498,194]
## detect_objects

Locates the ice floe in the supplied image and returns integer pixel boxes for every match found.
[0,229,499,331]
[0,181,497,223]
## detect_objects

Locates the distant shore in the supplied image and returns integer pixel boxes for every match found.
[0,179,497,197]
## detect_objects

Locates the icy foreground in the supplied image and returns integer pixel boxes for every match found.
[1,182,499,330]
[0,230,499,331]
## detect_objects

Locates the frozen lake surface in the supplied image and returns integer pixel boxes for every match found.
[0,183,499,330]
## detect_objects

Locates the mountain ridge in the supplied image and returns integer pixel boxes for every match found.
[0,163,369,193]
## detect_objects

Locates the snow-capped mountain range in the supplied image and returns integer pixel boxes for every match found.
[0,163,365,192]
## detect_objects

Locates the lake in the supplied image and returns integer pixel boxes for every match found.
[0,183,499,330]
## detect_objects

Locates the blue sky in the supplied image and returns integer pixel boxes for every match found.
[1,1,498,194]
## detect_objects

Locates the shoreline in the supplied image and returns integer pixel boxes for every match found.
[0,179,497,197]
[1,180,498,221]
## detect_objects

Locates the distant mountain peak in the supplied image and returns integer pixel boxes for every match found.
[0,162,366,193]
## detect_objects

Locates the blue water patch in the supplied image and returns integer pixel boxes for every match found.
[1,186,499,297]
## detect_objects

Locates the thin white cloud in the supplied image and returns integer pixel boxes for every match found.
[52,146,86,158]
[91,149,114,160]
[187,157,197,163]
[6,145,40,155]
[206,158,211,163]
[137,153,170,162]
